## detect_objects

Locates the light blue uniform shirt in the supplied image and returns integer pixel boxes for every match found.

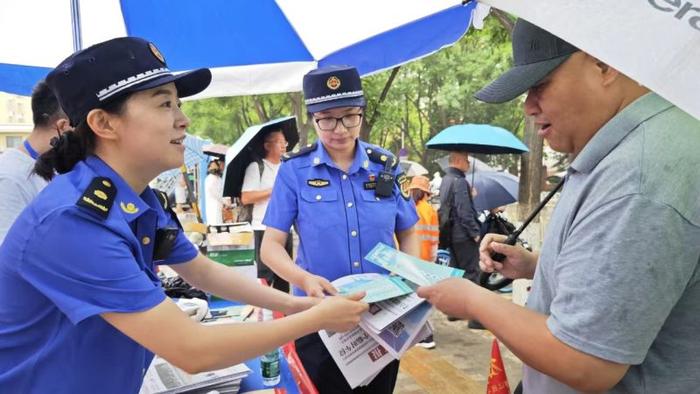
[0,155,197,393]
[264,140,418,295]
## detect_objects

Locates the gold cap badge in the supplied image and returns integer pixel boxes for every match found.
[149,42,166,65]
[327,76,341,90]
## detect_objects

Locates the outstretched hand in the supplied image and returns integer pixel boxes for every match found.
[417,278,474,320]
[301,274,338,298]
[313,292,369,332]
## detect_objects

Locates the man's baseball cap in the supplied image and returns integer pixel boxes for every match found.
[303,65,366,113]
[474,19,578,103]
[46,37,212,126]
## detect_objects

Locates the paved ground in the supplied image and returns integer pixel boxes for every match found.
[395,307,523,394]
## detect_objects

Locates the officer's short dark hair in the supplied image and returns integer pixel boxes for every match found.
[31,80,65,128]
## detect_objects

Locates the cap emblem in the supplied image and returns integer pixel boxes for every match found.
[149,42,166,65]
[326,76,341,90]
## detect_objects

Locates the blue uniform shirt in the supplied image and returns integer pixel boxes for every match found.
[0,155,197,393]
[263,140,418,295]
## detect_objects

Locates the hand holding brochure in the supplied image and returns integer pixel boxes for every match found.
[365,242,465,286]
[335,273,413,303]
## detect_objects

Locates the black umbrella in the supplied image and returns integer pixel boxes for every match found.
[223,116,299,199]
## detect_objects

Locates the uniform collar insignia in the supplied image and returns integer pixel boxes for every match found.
[120,201,140,214]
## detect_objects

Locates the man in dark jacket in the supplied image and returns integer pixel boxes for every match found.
[439,151,481,282]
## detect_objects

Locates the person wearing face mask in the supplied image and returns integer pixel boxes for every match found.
[0,38,369,394]
[0,80,69,243]
[261,65,420,393]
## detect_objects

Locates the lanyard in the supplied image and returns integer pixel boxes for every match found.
[23,140,40,160]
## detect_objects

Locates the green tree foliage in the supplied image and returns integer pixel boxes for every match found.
[182,17,523,173]
[361,17,523,174]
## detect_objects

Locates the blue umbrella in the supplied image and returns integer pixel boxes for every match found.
[426,124,528,154]
[472,171,519,211]
[0,0,477,97]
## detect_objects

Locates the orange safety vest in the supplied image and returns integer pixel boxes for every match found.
[415,199,439,262]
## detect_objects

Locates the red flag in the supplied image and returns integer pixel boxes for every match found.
[487,338,511,394]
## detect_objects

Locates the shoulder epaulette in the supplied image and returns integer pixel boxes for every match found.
[282,142,317,161]
[76,177,116,219]
[364,146,399,169]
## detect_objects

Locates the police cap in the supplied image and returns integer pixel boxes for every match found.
[303,65,366,114]
[46,37,212,126]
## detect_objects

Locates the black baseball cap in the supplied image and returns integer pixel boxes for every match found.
[303,65,366,113]
[474,19,579,103]
[46,37,212,126]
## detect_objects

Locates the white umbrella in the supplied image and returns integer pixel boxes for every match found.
[399,160,429,177]
[0,0,480,98]
[478,0,700,120]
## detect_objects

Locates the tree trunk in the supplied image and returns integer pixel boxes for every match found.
[252,95,269,122]
[361,66,401,141]
[518,116,544,221]
[288,92,311,147]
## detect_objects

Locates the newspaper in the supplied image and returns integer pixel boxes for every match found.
[334,273,413,304]
[362,301,433,359]
[318,326,395,389]
[139,357,251,394]
[362,292,426,334]
[366,242,465,286]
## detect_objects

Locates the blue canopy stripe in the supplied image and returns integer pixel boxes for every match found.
[319,3,473,75]
[120,0,314,69]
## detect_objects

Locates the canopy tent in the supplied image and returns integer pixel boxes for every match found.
[478,0,700,120]
[0,0,479,98]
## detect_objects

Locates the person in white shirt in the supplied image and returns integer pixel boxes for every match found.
[204,159,224,224]
[241,129,292,292]
[0,81,69,243]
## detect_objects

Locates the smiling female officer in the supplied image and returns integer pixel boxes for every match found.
[0,38,369,393]
[261,65,420,393]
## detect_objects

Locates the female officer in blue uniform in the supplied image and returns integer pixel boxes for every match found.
[0,38,368,393]
[261,65,420,393]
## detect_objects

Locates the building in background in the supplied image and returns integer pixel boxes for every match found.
[0,92,31,152]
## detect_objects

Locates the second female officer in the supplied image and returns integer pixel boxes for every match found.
[261,65,420,393]
[0,38,368,393]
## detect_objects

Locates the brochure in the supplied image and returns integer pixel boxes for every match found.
[365,242,465,286]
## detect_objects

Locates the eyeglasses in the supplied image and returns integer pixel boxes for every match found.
[314,113,363,131]
[265,140,289,147]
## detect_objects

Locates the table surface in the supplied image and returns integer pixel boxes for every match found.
[208,299,315,394]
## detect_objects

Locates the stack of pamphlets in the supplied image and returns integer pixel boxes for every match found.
[319,243,464,388]
[139,356,251,394]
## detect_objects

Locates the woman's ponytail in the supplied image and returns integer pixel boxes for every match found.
[33,93,127,181]
[34,124,94,181]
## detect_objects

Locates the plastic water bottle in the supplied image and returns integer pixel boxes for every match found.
[260,309,281,386]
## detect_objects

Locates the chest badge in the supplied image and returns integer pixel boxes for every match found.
[307,179,330,188]
[396,173,410,201]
